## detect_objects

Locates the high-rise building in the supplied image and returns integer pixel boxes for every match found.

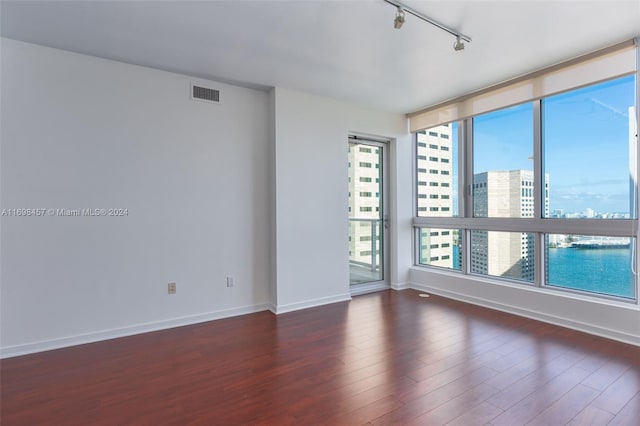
[416,124,455,268]
[348,144,382,271]
[471,170,548,281]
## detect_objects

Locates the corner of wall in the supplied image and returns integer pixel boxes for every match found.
[268,87,277,310]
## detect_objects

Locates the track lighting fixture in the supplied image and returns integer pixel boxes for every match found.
[394,7,405,29]
[383,0,472,52]
[453,36,465,51]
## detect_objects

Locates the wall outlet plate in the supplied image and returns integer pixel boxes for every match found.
[168,282,176,294]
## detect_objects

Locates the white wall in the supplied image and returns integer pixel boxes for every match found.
[0,39,272,356]
[272,88,410,312]
[390,123,414,289]
[0,39,413,356]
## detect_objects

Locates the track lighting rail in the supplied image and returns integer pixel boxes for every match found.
[382,0,472,44]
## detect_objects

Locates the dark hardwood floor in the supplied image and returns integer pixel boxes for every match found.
[1,289,639,425]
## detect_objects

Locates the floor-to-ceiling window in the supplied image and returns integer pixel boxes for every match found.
[412,40,638,302]
[416,123,463,270]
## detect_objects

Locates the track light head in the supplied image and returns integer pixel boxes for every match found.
[453,36,465,51]
[394,7,405,29]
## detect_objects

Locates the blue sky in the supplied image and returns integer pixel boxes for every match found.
[472,75,636,215]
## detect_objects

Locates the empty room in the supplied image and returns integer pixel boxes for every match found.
[1,0,640,424]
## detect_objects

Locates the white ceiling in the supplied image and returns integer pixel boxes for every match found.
[1,0,639,114]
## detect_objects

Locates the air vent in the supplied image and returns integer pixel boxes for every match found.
[191,84,220,104]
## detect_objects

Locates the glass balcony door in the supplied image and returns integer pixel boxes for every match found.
[348,137,389,288]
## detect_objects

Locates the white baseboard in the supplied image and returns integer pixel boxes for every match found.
[350,282,390,296]
[272,293,352,314]
[0,303,272,359]
[408,282,640,347]
[391,281,410,290]
[8,282,632,359]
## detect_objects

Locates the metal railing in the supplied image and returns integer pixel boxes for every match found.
[349,218,382,272]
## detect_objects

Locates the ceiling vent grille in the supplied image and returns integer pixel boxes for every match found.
[191,84,220,104]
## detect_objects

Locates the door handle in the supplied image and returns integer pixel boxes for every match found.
[384,215,390,229]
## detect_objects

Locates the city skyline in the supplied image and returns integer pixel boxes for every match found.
[474,75,635,215]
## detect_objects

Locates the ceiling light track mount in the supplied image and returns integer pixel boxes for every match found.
[383,0,472,50]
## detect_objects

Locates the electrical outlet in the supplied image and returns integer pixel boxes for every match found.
[168,282,176,294]
[226,277,234,287]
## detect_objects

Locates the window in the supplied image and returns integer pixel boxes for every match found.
[359,147,372,153]
[360,177,372,183]
[360,207,372,212]
[418,228,462,270]
[359,162,371,168]
[543,75,635,219]
[360,192,372,197]
[470,231,535,283]
[414,74,637,301]
[416,122,459,218]
[473,103,533,218]
[546,235,635,298]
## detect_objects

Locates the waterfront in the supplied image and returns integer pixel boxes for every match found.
[452,244,635,299]
[547,247,635,299]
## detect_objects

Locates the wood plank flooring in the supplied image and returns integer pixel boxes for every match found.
[1,289,639,425]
